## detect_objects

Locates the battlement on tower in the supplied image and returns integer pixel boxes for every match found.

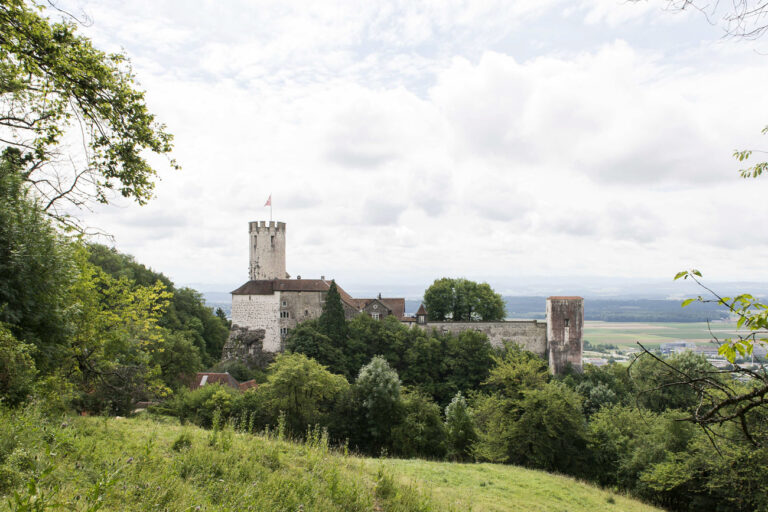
[249,221,286,232]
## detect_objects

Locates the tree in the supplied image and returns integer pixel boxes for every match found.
[391,388,447,459]
[422,278,505,321]
[65,252,175,414]
[318,280,348,341]
[258,352,349,437]
[284,319,345,376]
[444,391,477,461]
[0,0,177,225]
[0,149,76,372]
[354,355,402,453]
[88,244,229,367]
[628,270,768,445]
[504,382,590,475]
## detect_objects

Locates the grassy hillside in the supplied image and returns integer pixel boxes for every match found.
[0,409,660,512]
[369,459,659,512]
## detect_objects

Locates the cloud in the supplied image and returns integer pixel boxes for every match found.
[64,0,768,287]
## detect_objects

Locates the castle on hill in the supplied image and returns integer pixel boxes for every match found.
[223,220,584,374]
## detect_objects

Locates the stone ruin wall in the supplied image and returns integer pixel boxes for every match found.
[416,320,548,357]
[546,298,584,374]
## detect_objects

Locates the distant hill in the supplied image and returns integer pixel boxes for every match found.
[503,296,731,322]
[208,294,732,323]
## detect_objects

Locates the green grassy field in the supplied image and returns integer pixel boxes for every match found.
[365,458,659,512]
[0,409,660,512]
[583,320,743,346]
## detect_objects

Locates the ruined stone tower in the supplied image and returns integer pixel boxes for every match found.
[248,221,287,280]
[546,297,584,374]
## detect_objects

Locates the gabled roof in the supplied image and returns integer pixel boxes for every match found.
[416,303,427,316]
[353,297,406,319]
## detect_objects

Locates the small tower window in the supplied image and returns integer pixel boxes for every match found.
[271,235,275,248]
[564,318,570,327]
[372,313,380,320]
[282,300,287,307]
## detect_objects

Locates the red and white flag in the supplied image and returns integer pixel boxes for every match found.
[264,194,272,207]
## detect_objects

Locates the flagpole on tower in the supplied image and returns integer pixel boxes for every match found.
[265,194,272,222]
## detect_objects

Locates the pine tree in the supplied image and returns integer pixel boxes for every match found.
[318,280,348,343]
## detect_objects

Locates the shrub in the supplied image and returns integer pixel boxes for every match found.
[0,325,37,407]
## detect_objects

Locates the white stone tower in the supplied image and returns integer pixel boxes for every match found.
[248,221,287,280]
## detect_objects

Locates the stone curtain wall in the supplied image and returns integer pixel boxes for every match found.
[231,293,282,352]
[417,321,548,356]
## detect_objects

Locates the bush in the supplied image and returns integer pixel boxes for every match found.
[0,325,37,407]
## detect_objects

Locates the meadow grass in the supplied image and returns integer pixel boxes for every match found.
[364,458,661,512]
[1,408,659,511]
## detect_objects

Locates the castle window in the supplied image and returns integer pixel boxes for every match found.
[271,235,275,248]
[373,304,378,310]
[305,310,309,316]
[417,315,426,325]
[372,313,380,320]
[280,311,289,318]
[564,318,570,327]
[282,300,287,307]
[280,327,288,336]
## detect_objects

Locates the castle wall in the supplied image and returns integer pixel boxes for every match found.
[279,290,326,332]
[249,221,286,280]
[417,321,548,356]
[231,293,282,352]
[546,297,584,374]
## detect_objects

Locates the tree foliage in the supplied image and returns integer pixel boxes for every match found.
[423,278,505,321]
[0,323,36,406]
[0,0,177,223]
[444,391,476,461]
[354,356,402,452]
[0,149,76,371]
[259,352,349,436]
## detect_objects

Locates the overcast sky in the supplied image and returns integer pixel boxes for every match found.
[61,0,768,296]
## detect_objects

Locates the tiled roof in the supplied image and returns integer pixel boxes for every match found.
[416,303,427,315]
[231,279,355,303]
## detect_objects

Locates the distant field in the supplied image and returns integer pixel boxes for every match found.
[584,321,743,346]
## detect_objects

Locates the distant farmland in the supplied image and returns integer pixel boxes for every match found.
[583,321,743,346]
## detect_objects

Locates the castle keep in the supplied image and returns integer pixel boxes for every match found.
[224,220,583,374]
